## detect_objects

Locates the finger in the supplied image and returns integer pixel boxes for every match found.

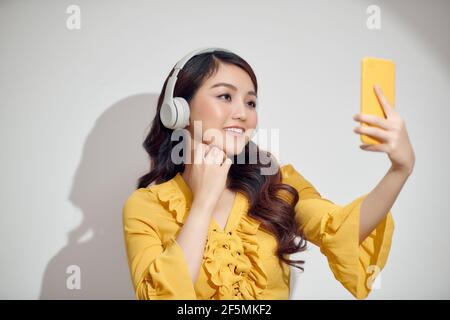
[191,137,203,152]
[374,84,394,119]
[203,144,210,157]
[212,148,224,165]
[194,143,206,164]
[221,150,228,164]
[205,144,214,156]
[210,146,226,162]
[204,152,214,165]
[205,144,227,165]
[354,125,390,142]
[188,138,201,164]
[360,143,388,153]
[219,149,227,164]
[213,146,228,165]
[205,144,219,156]
[216,153,224,165]
[205,146,219,164]
[221,157,233,168]
[353,113,393,130]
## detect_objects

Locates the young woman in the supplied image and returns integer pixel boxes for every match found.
[122,48,415,300]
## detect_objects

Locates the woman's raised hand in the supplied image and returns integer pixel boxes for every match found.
[190,141,233,209]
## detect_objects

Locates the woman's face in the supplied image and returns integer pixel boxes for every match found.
[186,62,258,157]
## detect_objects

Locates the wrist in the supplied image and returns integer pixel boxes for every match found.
[191,196,218,213]
[390,164,413,177]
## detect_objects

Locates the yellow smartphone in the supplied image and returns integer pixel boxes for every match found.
[360,57,395,144]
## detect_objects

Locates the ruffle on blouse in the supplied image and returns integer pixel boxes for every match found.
[153,173,268,300]
[203,214,268,300]
[296,194,395,300]
[282,163,395,299]
[318,194,395,299]
[153,178,190,224]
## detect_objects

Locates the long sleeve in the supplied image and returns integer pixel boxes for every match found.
[281,164,395,300]
[122,189,197,300]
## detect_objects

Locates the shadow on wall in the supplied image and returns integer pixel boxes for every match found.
[39,93,159,299]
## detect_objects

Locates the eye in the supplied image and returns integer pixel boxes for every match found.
[217,94,257,108]
[218,94,232,101]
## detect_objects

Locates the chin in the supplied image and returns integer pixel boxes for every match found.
[223,143,246,157]
[207,135,248,158]
[220,131,250,156]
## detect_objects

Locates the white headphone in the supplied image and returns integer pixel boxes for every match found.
[160,47,234,129]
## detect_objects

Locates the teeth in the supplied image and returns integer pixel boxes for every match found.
[224,128,243,134]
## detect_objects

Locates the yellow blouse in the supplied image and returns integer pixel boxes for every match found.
[122,164,395,300]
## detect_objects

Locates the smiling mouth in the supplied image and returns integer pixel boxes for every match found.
[223,128,244,136]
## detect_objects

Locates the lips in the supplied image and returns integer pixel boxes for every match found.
[223,126,245,137]
[223,127,245,137]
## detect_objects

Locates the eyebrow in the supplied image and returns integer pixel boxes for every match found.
[209,82,257,97]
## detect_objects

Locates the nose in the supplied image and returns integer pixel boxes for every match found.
[231,100,248,121]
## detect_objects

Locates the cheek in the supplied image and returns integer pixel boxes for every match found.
[188,98,229,145]
[247,110,258,128]
[190,98,226,128]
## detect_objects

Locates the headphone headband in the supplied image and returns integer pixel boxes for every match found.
[163,47,233,105]
[160,47,234,129]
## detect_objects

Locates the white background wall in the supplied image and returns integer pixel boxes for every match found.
[1,0,449,299]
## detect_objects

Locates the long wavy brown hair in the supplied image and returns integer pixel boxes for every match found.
[137,50,308,271]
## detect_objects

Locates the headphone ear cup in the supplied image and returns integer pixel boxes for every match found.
[160,100,177,129]
[173,97,190,129]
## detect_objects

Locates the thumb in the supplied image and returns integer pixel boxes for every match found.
[222,157,233,168]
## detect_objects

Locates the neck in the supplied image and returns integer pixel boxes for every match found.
[182,164,192,189]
